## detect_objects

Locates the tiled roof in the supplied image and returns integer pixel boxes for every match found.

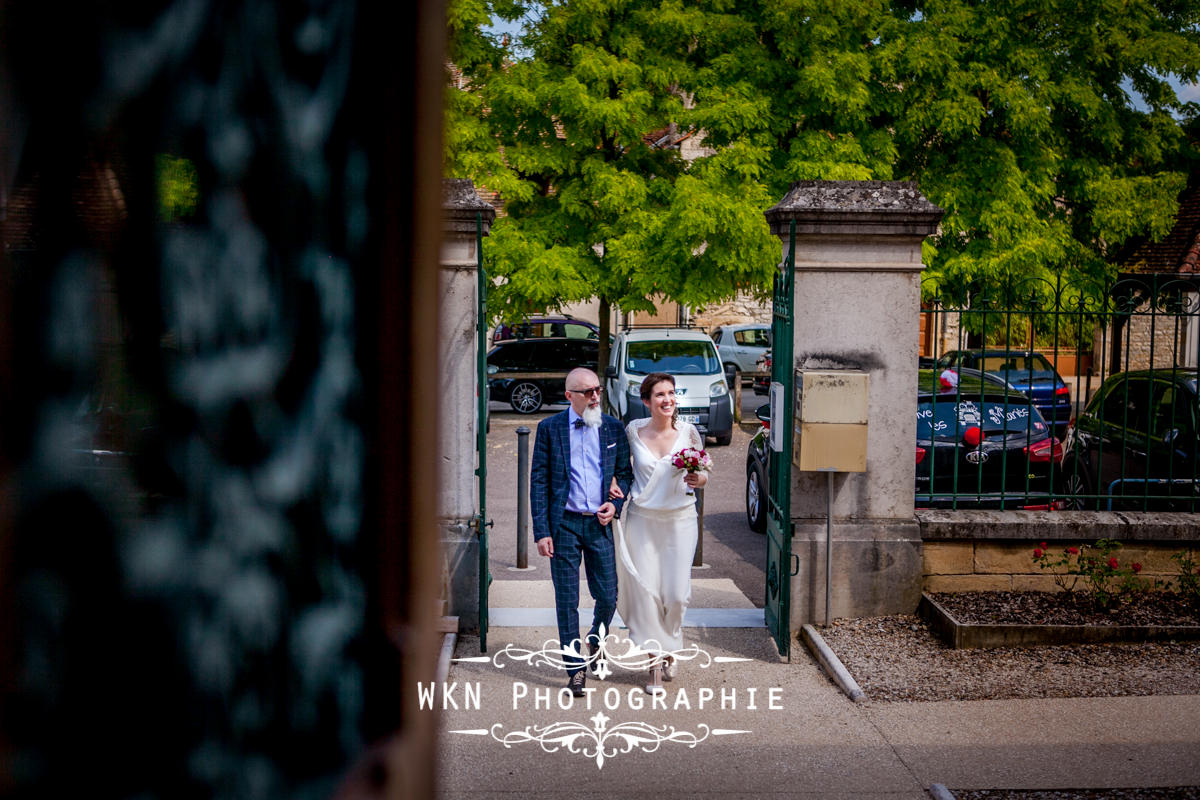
[642,126,694,149]
[1123,177,1200,275]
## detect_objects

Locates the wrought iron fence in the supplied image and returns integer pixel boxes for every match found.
[920,272,1200,512]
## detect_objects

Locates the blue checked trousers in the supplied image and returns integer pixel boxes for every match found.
[550,512,617,675]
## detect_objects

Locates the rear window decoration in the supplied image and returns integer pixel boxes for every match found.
[919,400,1044,436]
[988,405,1029,426]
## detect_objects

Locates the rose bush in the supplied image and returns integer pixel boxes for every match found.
[1171,551,1200,610]
[1032,538,1150,609]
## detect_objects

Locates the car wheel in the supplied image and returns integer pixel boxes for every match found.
[509,382,543,414]
[746,465,767,533]
[1061,469,1092,510]
[713,430,732,447]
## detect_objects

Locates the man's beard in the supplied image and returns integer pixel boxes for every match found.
[581,405,602,428]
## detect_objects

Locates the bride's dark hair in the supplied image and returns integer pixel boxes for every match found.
[639,372,678,428]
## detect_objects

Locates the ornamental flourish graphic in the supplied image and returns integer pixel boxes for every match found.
[450,714,749,769]
[447,626,756,767]
[453,623,749,681]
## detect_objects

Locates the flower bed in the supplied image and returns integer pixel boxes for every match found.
[931,590,1200,627]
[920,591,1200,649]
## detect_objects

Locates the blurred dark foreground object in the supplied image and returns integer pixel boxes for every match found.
[0,1,447,797]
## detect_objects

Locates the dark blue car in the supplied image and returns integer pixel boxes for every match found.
[744,370,1062,529]
[936,349,1072,434]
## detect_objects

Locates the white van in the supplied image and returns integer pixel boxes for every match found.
[605,327,734,445]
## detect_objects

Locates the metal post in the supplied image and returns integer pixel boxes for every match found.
[825,470,833,626]
[516,426,530,569]
[733,375,742,424]
[692,486,704,567]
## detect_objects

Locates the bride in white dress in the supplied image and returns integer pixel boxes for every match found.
[611,372,708,694]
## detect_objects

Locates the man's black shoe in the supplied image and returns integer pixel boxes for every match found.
[586,641,599,674]
[569,670,586,697]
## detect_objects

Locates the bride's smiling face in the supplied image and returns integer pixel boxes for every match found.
[643,379,676,420]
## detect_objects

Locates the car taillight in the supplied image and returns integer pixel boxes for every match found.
[1055,385,1070,396]
[915,446,926,464]
[1025,437,1064,464]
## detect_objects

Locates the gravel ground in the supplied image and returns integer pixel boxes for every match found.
[819,609,1200,799]
[816,614,1200,703]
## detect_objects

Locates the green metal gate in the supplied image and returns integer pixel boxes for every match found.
[475,213,492,651]
[765,221,796,657]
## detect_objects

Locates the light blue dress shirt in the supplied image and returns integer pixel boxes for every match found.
[566,407,602,514]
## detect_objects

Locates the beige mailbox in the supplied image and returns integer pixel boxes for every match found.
[792,370,869,472]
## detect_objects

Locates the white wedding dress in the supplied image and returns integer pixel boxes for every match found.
[614,419,703,653]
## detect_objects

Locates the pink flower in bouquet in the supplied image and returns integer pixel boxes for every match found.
[671,447,713,473]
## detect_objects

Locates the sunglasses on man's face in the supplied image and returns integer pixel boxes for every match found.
[568,386,602,396]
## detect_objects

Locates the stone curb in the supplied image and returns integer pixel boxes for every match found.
[800,623,865,702]
[436,632,457,685]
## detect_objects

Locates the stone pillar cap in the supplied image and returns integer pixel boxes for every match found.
[765,180,943,237]
[443,178,497,235]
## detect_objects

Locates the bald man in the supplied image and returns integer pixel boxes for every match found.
[530,368,632,696]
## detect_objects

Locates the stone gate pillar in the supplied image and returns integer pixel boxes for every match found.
[440,179,496,630]
[764,181,943,625]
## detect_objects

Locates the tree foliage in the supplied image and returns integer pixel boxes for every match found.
[446,0,779,352]
[878,0,1199,297]
[448,0,1200,320]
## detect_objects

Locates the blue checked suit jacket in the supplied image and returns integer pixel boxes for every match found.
[531,410,632,542]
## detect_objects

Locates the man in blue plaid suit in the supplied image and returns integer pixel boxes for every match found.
[532,367,633,697]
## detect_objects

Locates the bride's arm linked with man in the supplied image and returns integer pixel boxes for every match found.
[531,367,711,698]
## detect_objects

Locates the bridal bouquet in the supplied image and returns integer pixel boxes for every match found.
[671,447,713,495]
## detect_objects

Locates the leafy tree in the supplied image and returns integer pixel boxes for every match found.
[446,0,778,372]
[878,0,1200,300]
[448,0,1200,352]
[681,0,1198,301]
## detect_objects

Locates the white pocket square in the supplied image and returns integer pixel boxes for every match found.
[606,442,616,449]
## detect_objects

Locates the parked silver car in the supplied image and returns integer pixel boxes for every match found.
[711,323,771,376]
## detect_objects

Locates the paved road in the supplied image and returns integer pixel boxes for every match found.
[484,397,769,608]
[439,623,1200,798]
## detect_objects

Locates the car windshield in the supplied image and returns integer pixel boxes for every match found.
[917,397,1048,439]
[977,353,1058,382]
[626,340,721,375]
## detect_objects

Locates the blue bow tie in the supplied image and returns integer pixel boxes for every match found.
[574,418,585,428]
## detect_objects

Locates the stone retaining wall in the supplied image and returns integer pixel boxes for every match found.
[916,510,1198,593]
